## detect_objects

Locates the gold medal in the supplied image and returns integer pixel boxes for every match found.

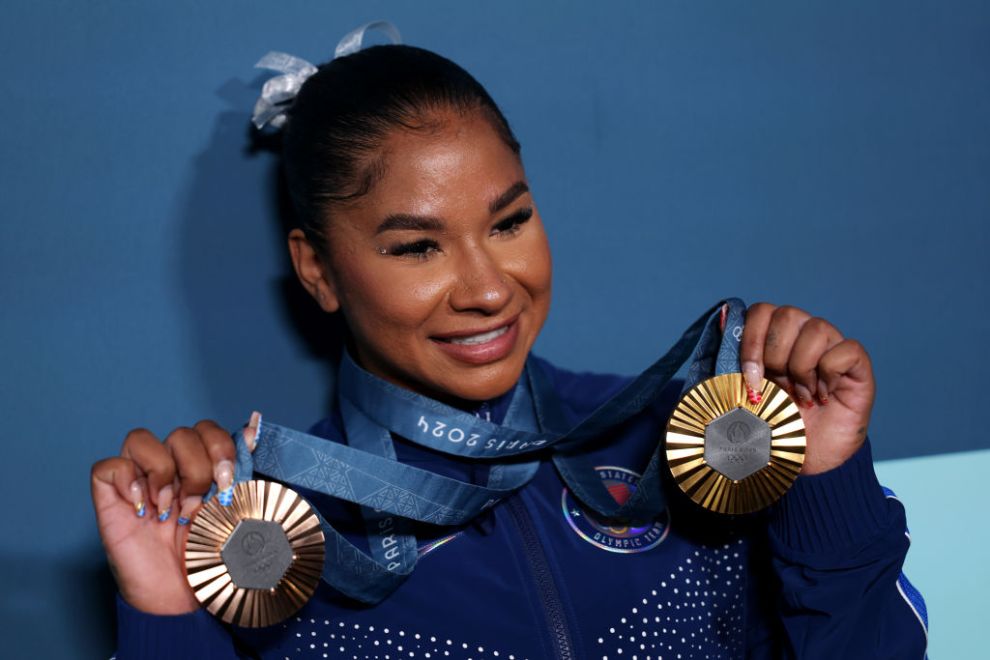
[184,479,325,627]
[665,373,806,514]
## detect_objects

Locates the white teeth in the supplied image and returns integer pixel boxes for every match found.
[448,325,509,346]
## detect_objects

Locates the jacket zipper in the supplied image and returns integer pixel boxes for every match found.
[506,495,576,660]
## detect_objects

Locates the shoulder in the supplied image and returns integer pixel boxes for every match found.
[528,354,684,424]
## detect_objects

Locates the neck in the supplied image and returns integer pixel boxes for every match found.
[340,347,518,415]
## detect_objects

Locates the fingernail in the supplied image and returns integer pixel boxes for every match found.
[794,384,815,407]
[215,460,234,506]
[741,361,763,401]
[157,485,174,522]
[177,495,201,525]
[244,411,262,452]
[128,481,146,518]
[817,378,829,405]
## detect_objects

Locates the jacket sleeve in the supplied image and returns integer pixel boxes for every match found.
[750,439,929,659]
[113,593,249,659]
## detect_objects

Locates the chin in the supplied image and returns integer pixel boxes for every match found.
[429,357,528,405]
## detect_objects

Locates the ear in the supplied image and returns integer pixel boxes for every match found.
[287,228,340,313]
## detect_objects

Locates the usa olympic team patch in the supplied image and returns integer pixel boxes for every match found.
[561,466,670,553]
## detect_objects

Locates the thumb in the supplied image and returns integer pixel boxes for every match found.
[91,457,145,519]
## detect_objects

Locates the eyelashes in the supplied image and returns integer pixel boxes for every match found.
[386,238,440,258]
[382,208,533,261]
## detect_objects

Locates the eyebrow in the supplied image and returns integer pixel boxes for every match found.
[489,181,530,214]
[374,181,530,235]
[374,213,444,235]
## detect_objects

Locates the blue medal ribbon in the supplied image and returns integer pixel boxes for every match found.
[227,298,746,604]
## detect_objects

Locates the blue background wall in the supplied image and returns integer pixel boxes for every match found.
[1,1,987,657]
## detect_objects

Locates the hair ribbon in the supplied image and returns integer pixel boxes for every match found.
[251,20,403,130]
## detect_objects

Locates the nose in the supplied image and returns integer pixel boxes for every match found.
[448,245,513,314]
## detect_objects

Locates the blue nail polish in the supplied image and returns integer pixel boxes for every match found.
[218,486,234,507]
[135,501,146,518]
[177,516,190,526]
[158,508,171,522]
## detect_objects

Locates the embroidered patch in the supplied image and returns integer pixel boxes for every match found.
[561,466,670,554]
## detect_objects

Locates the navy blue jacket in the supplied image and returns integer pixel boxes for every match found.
[115,357,928,659]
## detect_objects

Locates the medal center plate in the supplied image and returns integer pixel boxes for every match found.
[704,407,772,481]
[221,519,294,590]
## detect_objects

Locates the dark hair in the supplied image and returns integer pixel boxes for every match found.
[280,44,521,255]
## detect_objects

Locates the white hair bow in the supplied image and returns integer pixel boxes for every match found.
[251,20,402,130]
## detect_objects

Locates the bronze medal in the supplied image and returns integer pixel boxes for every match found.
[665,373,806,514]
[185,479,325,627]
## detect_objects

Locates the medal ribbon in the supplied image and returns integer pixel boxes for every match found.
[227,298,746,603]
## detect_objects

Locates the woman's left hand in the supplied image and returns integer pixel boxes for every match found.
[739,303,875,475]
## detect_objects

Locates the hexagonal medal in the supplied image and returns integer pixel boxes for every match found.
[185,480,325,626]
[665,373,806,514]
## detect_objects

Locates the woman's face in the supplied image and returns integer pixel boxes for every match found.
[298,109,552,404]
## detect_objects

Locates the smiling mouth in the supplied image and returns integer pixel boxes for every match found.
[429,316,521,365]
[437,325,511,346]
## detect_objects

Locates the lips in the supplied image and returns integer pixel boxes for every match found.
[431,315,521,365]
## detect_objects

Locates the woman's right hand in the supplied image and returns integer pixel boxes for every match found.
[90,414,259,615]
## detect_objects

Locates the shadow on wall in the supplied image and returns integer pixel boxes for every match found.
[174,76,346,429]
[0,548,118,657]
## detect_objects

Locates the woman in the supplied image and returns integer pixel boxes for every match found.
[91,35,927,659]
